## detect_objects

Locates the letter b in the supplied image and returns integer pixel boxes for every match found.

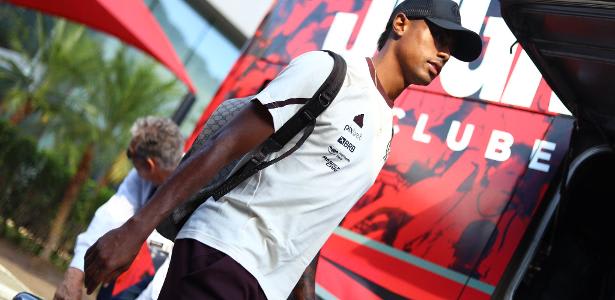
[485,130,514,161]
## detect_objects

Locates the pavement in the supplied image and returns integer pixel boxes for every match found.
[0,239,55,300]
[0,263,30,299]
[0,238,61,300]
[0,238,97,300]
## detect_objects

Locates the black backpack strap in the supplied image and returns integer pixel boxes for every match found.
[211,50,346,200]
[261,50,347,153]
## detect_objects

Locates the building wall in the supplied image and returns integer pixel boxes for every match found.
[145,0,272,136]
[205,0,274,37]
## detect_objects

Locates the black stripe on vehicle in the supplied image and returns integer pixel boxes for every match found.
[264,98,309,109]
[321,256,408,300]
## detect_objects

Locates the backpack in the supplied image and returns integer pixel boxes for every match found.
[156,50,347,240]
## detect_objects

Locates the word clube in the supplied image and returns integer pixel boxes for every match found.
[406,112,556,173]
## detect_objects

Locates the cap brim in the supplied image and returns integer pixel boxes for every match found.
[426,18,483,62]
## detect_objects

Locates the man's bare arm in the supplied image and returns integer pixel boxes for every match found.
[288,252,320,300]
[132,101,273,233]
[84,101,274,293]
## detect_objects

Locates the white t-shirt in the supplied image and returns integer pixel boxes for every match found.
[70,169,173,300]
[178,51,393,299]
[70,169,155,271]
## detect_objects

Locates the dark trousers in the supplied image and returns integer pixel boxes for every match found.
[158,239,267,300]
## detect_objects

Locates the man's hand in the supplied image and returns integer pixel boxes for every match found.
[53,268,84,300]
[83,222,144,295]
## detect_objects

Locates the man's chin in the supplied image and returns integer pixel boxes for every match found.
[406,73,433,86]
[415,77,433,86]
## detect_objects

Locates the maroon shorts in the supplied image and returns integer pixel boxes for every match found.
[157,239,267,300]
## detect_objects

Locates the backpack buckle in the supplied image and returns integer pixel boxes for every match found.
[302,110,315,121]
[318,93,332,107]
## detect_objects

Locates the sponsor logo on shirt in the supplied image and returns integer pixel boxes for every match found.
[344,125,362,141]
[328,145,351,162]
[322,155,340,172]
[353,114,364,128]
[337,136,356,153]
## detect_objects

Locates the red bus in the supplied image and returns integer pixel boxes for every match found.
[188,1,580,299]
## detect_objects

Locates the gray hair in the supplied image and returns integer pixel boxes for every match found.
[130,116,183,170]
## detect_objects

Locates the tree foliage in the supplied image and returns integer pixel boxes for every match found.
[0,5,185,261]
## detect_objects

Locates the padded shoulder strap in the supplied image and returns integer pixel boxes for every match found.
[261,50,347,154]
[211,50,347,200]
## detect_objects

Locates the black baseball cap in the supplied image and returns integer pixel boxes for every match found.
[389,0,483,62]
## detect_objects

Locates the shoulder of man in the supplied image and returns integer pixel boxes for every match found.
[115,169,149,195]
[290,51,365,88]
[289,50,334,67]
[126,169,145,184]
[281,51,337,79]
[254,51,337,106]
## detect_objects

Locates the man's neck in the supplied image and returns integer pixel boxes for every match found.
[372,50,408,101]
[151,168,173,185]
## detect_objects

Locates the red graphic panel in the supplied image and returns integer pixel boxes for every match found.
[112,242,155,296]
[325,90,571,298]
[321,231,467,299]
[187,0,373,149]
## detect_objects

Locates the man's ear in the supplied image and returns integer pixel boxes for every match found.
[145,157,156,171]
[392,13,409,38]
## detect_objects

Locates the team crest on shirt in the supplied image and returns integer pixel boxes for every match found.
[353,114,364,128]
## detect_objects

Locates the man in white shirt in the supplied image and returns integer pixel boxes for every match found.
[53,116,183,300]
[83,1,483,299]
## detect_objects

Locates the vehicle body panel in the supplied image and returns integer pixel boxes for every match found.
[497,1,615,299]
